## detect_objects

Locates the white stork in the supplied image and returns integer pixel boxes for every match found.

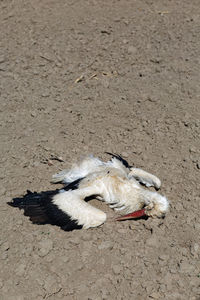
[9,153,169,230]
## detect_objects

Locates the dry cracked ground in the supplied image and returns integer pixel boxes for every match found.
[0,0,200,299]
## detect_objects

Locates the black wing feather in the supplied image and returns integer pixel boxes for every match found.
[105,152,132,169]
[63,177,84,191]
[8,182,83,231]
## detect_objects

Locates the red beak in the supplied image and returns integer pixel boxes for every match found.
[116,208,146,221]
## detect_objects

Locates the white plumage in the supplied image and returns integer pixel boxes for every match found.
[51,154,169,229]
[9,153,169,230]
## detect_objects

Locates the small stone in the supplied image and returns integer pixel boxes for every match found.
[159,284,167,293]
[128,224,135,230]
[44,275,58,292]
[192,286,200,295]
[1,252,8,260]
[32,161,40,167]
[63,241,70,250]
[38,239,53,257]
[0,187,6,196]
[24,243,33,256]
[179,260,195,274]
[149,291,162,299]
[0,278,3,289]
[98,241,113,250]
[41,91,50,97]
[8,296,25,300]
[101,78,109,88]
[145,236,159,248]
[127,46,137,55]
[112,264,122,275]
[45,253,55,263]
[190,242,199,257]
[176,202,183,211]
[82,233,92,241]
[170,267,177,274]
[56,62,62,67]
[159,254,169,261]
[117,228,127,234]
[31,111,37,117]
[147,96,157,103]
[1,242,9,251]
[15,263,26,276]
[167,292,183,300]
[123,39,128,44]
[121,151,129,158]
[69,237,80,245]
[189,146,197,153]
[0,56,6,63]
[119,248,126,255]
[61,256,69,263]
[16,219,23,226]
[194,223,200,230]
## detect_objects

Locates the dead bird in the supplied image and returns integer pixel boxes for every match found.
[9,153,169,230]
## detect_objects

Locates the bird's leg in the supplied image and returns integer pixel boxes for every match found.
[128,168,161,190]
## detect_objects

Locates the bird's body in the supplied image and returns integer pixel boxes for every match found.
[9,154,169,230]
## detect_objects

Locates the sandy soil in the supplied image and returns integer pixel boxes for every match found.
[0,0,200,299]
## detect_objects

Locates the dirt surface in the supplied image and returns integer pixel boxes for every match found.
[0,0,200,299]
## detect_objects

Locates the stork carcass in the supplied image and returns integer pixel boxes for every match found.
[9,154,169,230]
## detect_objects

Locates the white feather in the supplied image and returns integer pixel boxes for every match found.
[128,168,161,189]
[52,155,106,183]
[53,190,106,229]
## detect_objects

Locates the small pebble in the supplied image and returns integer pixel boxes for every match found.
[159,254,169,261]
[145,236,159,248]
[1,242,9,251]
[15,263,26,276]
[127,46,137,55]
[38,239,53,257]
[0,278,3,289]
[0,56,6,63]
[190,242,199,257]
[0,187,6,196]
[98,241,113,250]
[1,252,8,260]
[149,291,162,299]
[31,112,37,117]
[112,264,122,275]
[179,260,195,273]
[189,146,197,153]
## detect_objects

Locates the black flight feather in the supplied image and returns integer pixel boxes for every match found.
[105,152,132,169]
[63,177,85,191]
[8,178,85,231]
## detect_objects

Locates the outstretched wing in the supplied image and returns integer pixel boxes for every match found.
[8,189,83,231]
[52,155,105,184]
[8,178,106,230]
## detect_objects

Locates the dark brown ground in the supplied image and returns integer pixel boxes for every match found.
[0,0,200,299]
